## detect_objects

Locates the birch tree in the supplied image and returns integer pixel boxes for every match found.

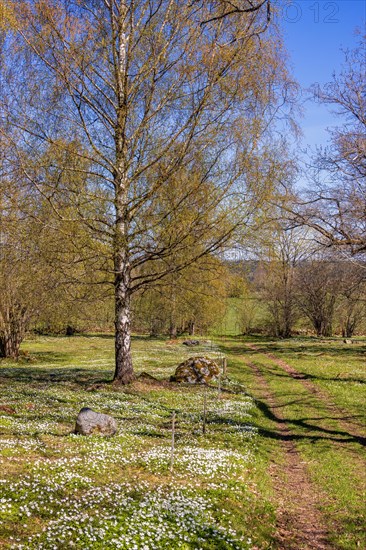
[1,0,295,382]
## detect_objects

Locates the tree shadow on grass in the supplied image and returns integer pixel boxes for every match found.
[289,371,366,385]
[254,398,366,447]
[0,364,113,386]
[201,408,366,448]
[78,333,114,339]
[261,363,365,386]
[245,343,366,362]
[223,341,366,357]
[10,351,71,365]
[223,344,366,385]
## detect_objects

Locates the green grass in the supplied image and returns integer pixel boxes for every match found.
[212,298,243,335]
[1,335,365,549]
[212,297,266,337]
[0,335,275,549]
[252,338,366,424]
[220,337,366,550]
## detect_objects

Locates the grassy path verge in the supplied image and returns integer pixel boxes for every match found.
[248,339,365,424]
[221,338,366,550]
[243,358,331,549]
[249,343,366,441]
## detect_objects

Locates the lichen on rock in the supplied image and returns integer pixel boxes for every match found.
[171,356,220,384]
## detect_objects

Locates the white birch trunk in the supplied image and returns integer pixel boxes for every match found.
[113,2,135,384]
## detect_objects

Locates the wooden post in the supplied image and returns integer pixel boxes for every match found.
[170,411,176,472]
[203,387,207,435]
[222,357,227,378]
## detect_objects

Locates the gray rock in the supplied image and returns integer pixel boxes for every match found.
[74,407,117,436]
[182,339,200,346]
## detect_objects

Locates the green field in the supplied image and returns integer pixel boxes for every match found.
[0,335,365,549]
[220,337,366,549]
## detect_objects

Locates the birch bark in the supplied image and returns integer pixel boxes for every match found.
[113,2,134,383]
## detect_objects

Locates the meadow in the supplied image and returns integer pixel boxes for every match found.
[0,335,365,549]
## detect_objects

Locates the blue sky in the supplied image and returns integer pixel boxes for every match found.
[280,0,365,152]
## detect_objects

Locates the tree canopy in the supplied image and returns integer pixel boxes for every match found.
[1,0,296,380]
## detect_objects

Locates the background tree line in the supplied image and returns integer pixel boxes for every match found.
[1,0,296,375]
[0,4,364,373]
[226,245,366,339]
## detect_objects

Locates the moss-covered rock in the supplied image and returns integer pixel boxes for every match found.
[171,356,220,384]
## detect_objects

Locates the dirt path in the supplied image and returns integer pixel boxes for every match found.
[248,344,366,446]
[241,357,333,549]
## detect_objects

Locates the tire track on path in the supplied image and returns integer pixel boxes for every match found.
[247,343,366,447]
[239,355,333,549]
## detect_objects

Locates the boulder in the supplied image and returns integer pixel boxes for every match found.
[182,340,200,346]
[171,356,220,384]
[74,407,117,436]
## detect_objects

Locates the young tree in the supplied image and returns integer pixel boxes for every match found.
[225,270,259,335]
[0,184,41,357]
[2,0,295,382]
[0,130,31,357]
[295,258,341,337]
[336,262,366,338]
[256,226,311,337]
[0,241,27,358]
[133,256,227,337]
